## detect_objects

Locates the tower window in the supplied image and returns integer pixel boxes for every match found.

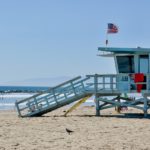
[116,56,134,73]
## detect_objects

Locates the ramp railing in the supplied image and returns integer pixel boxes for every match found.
[15,76,90,117]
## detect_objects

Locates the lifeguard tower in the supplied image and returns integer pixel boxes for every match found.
[97,47,150,116]
[15,47,150,117]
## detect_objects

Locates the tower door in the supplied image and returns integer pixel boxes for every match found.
[139,55,149,90]
[139,55,149,73]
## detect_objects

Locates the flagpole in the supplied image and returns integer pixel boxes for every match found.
[105,30,108,48]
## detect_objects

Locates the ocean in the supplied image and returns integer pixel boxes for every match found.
[0,86,49,93]
[0,86,95,110]
[0,86,48,110]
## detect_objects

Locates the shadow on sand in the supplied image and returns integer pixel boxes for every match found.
[40,113,150,119]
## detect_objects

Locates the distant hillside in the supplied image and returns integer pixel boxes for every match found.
[0,76,72,87]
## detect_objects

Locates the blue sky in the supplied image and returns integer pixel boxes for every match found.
[0,0,149,84]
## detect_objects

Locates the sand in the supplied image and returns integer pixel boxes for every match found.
[0,106,150,150]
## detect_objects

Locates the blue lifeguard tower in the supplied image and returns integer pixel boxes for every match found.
[97,47,150,116]
[15,47,150,117]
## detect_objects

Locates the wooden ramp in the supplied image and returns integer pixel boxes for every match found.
[15,76,91,117]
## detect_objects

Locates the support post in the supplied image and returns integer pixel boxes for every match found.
[143,94,148,117]
[94,74,100,116]
[95,94,100,116]
[115,96,121,113]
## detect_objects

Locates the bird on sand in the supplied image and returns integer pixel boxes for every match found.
[66,128,74,135]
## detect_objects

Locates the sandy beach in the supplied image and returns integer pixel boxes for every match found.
[0,106,150,150]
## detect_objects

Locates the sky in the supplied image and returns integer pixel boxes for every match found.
[0,0,150,85]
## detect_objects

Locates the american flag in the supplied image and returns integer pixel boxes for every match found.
[107,23,118,33]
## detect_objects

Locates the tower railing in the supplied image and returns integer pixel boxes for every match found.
[86,73,150,94]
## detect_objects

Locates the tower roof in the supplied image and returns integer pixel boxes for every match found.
[98,47,150,54]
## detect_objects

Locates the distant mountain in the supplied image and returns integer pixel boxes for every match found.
[0,76,72,87]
